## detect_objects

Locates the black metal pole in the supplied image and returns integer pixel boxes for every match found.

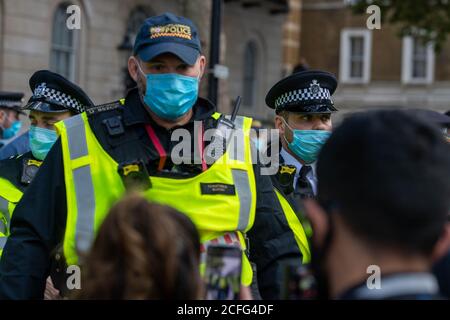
[208,0,222,106]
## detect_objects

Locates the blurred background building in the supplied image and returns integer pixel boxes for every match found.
[0,0,448,131]
[300,0,450,115]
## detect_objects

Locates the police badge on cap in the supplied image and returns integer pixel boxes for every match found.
[266,70,338,114]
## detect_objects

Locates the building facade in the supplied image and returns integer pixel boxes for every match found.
[300,0,450,114]
[0,0,290,127]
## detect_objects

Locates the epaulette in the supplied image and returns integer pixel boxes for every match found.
[85,100,124,116]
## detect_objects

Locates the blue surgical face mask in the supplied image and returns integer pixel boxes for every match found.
[282,118,331,164]
[29,126,58,160]
[1,117,21,140]
[137,63,199,120]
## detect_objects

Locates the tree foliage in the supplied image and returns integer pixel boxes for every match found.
[351,0,450,50]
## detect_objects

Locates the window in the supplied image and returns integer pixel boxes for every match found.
[402,36,435,84]
[243,41,258,107]
[50,3,78,81]
[119,7,152,92]
[126,8,148,47]
[340,29,372,83]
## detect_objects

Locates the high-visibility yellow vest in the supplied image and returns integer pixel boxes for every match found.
[55,110,257,285]
[0,177,23,255]
[274,189,311,263]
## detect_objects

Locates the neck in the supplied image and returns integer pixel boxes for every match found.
[327,218,431,298]
[147,107,193,130]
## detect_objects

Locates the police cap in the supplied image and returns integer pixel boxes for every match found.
[0,91,25,114]
[266,70,338,114]
[133,12,201,65]
[23,70,94,114]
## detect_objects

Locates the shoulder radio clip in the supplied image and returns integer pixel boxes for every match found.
[118,160,151,191]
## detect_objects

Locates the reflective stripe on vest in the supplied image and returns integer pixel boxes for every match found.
[0,196,9,223]
[63,115,96,256]
[0,236,7,250]
[0,219,7,235]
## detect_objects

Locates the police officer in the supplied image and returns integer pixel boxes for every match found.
[0,92,25,154]
[262,71,338,269]
[0,70,93,256]
[0,13,303,299]
[266,70,338,199]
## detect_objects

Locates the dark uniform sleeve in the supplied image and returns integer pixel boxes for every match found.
[0,139,67,299]
[247,162,303,300]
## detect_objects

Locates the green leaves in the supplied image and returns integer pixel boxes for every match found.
[351,0,450,51]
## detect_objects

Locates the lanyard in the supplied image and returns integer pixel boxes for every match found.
[144,122,207,172]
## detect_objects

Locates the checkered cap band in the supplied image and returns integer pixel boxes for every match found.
[32,83,85,113]
[274,86,332,109]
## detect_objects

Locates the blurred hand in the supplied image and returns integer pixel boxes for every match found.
[240,285,253,300]
[44,277,61,300]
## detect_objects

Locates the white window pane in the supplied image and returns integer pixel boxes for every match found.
[351,61,363,78]
[413,60,426,78]
[350,36,364,79]
[412,37,428,79]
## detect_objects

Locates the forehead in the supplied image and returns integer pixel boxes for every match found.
[289,112,331,118]
[29,110,69,119]
[146,52,186,64]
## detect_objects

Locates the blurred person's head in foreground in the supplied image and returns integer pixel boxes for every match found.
[304,110,450,299]
[409,109,450,143]
[77,194,202,299]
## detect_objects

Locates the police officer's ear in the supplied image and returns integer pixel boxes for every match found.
[128,56,141,83]
[197,55,206,80]
[275,116,284,135]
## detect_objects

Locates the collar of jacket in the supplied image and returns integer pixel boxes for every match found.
[121,87,217,127]
[337,272,440,300]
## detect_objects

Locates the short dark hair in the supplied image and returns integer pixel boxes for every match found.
[317,110,450,255]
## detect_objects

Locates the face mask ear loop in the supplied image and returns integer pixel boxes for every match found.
[135,58,147,79]
[281,116,294,145]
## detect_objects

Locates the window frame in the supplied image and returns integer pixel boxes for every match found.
[401,35,435,85]
[340,28,372,84]
[50,2,78,82]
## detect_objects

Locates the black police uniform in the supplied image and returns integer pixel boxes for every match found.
[0,86,302,299]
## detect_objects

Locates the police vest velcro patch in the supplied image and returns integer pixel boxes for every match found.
[200,183,236,195]
[150,24,192,40]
